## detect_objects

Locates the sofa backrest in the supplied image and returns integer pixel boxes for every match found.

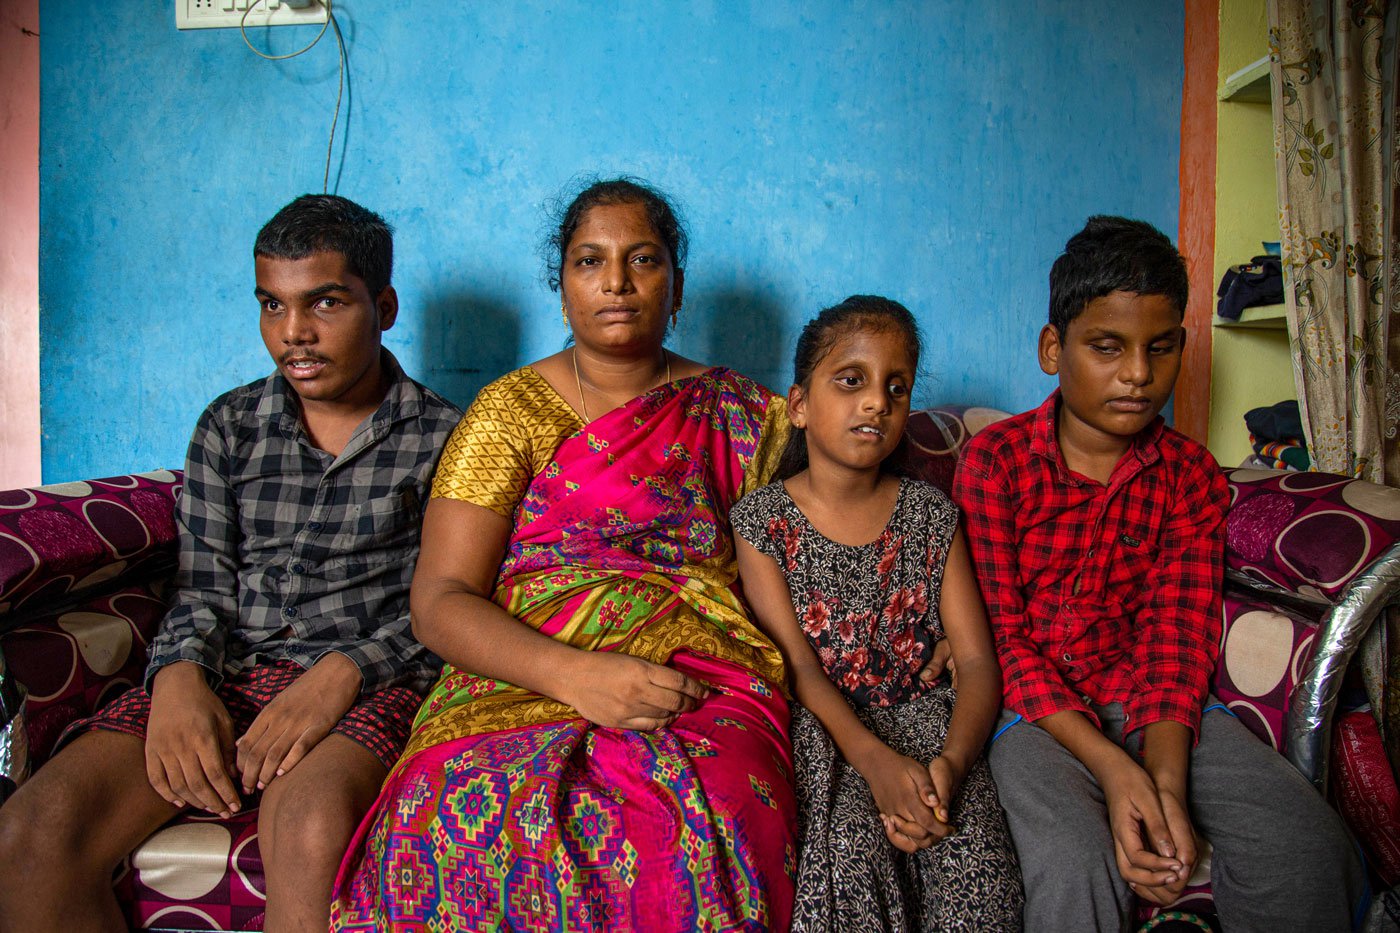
[1223,468,1400,604]
[903,406,1012,493]
[0,471,184,620]
[0,471,185,765]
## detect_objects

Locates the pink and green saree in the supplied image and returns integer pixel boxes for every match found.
[331,367,796,932]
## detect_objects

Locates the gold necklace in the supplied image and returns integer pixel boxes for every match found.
[572,348,672,422]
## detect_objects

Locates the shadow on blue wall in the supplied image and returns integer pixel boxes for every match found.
[695,284,791,393]
[417,293,524,410]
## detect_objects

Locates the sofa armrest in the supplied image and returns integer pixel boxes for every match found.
[1223,468,1400,791]
[0,471,183,626]
[2,581,167,765]
[0,471,183,779]
[1287,540,1400,790]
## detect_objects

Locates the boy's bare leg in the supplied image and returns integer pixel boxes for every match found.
[257,733,387,933]
[0,729,182,932]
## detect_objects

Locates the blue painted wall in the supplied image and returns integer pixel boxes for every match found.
[39,1,1184,482]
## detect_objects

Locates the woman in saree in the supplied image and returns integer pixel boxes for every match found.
[331,178,798,931]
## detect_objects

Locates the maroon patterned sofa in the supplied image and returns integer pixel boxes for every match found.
[1,409,1397,931]
[0,471,268,931]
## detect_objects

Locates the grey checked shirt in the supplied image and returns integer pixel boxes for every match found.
[146,351,462,695]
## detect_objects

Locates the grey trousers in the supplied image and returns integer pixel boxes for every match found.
[988,701,1365,933]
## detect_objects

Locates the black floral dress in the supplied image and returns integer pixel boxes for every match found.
[731,478,1023,931]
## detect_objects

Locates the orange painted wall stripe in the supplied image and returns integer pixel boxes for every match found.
[1176,0,1220,445]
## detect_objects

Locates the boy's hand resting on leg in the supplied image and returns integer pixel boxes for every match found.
[235,652,363,794]
[1132,720,1199,905]
[1100,756,1188,902]
[1128,784,1198,905]
[147,661,241,818]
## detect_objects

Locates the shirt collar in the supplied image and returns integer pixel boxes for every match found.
[1030,389,1165,485]
[256,348,422,437]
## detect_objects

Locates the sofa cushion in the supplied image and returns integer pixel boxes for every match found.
[1,581,165,764]
[904,406,1011,493]
[1212,593,1319,753]
[1330,708,1400,887]
[115,809,265,932]
[1225,469,1400,601]
[0,472,182,618]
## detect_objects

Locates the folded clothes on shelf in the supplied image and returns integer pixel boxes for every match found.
[1242,400,1310,471]
[1249,433,1309,471]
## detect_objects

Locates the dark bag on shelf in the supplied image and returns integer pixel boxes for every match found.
[1216,255,1284,321]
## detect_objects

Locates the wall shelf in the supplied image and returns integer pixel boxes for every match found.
[1220,55,1271,102]
[1214,302,1287,329]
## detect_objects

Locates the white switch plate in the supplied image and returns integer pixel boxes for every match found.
[176,0,327,30]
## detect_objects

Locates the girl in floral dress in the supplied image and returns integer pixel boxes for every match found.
[730,296,1023,931]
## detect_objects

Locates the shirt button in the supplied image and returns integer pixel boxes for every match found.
[307,521,323,532]
[1062,652,1072,662]
[291,563,305,574]
[283,606,298,618]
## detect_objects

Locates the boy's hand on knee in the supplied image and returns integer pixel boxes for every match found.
[147,661,241,818]
[236,653,362,794]
[1129,877,1184,907]
[1101,759,1185,892]
[1150,785,1198,899]
[1138,723,1197,901]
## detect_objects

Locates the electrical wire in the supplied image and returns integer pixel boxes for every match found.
[239,0,346,194]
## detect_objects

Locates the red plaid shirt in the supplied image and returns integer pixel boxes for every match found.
[952,391,1228,738]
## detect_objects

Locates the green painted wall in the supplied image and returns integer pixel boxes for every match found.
[1207,0,1297,467]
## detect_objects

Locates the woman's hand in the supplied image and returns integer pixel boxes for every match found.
[563,651,710,731]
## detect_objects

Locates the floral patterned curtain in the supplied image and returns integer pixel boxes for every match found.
[1269,0,1390,480]
[1268,0,1400,772]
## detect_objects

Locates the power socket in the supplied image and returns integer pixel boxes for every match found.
[175,0,327,30]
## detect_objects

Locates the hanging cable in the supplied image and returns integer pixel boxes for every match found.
[239,0,346,194]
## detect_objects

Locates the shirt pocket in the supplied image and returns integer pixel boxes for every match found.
[1109,514,1161,589]
[351,486,420,550]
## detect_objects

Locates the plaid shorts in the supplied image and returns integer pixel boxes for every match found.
[63,660,422,771]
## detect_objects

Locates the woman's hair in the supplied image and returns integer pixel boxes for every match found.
[774,295,923,481]
[543,176,689,292]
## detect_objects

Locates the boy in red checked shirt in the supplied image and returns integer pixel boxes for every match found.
[953,216,1362,932]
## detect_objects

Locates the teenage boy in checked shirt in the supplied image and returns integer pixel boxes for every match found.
[0,195,460,932]
[953,216,1362,932]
